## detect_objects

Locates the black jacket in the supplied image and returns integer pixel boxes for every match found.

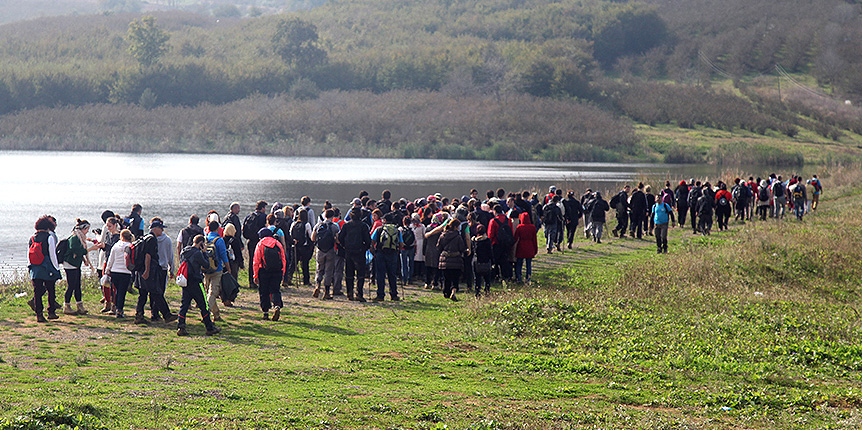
[696,193,714,217]
[629,190,648,216]
[562,197,583,222]
[337,219,371,255]
[588,197,610,222]
[181,245,208,285]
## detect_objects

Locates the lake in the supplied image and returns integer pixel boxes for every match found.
[0,150,737,276]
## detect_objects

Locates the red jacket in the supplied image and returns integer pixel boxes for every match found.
[253,237,286,279]
[715,189,732,203]
[514,212,538,259]
[488,214,512,246]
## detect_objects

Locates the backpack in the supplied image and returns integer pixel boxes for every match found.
[242,212,263,240]
[718,196,729,207]
[377,224,399,251]
[262,242,284,273]
[542,204,559,225]
[316,222,336,252]
[792,185,804,200]
[291,222,309,247]
[609,193,620,209]
[687,188,700,207]
[55,235,71,264]
[202,237,219,274]
[125,234,150,272]
[759,187,769,201]
[813,180,822,192]
[180,226,198,248]
[175,261,188,287]
[493,218,515,248]
[400,226,416,248]
[28,233,48,266]
[773,182,785,197]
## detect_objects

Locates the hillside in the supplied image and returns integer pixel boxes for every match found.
[0,0,861,163]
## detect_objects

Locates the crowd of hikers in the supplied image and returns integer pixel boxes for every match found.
[25,173,823,336]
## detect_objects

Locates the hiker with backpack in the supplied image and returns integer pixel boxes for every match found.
[223,223,241,282]
[291,209,314,287]
[104,229,134,319]
[153,220,177,321]
[674,181,689,228]
[562,191,583,248]
[371,212,403,302]
[488,205,515,282]
[338,207,372,302]
[124,204,145,239]
[732,178,751,222]
[437,219,467,301]
[542,195,564,254]
[223,203,244,277]
[790,177,807,221]
[253,228,287,320]
[696,185,714,235]
[610,185,630,239]
[714,182,733,231]
[772,175,787,219]
[204,220,231,322]
[471,224,494,296]
[586,191,610,243]
[242,201,268,289]
[177,234,221,336]
[176,215,205,265]
[643,185,656,236]
[27,215,63,322]
[687,181,702,234]
[61,219,102,316]
[809,174,822,211]
[312,209,341,300]
[133,219,176,325]
[756,179,771,220]
[580,189,594,239]
[651,197,676,254]
[628,183,648,240]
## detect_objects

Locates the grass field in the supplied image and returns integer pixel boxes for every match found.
[1,187,862,429]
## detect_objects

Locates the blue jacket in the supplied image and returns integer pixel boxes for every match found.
[652,202,675,225]
[206,231,229,272]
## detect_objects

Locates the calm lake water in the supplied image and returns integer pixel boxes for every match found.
[1,150,733,277]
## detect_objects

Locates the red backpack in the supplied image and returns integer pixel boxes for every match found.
[28,233,47,266]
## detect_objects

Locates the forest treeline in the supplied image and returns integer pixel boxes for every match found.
[0,0,861,162]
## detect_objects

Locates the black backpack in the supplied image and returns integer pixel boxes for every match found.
[773,182,785,197]
[687,188,700,207]
[316,222,336,252]
[56,235,71,264]
[759,187,770,202]
[494,219,515,248]
[242,212,262,240]
[291,222,309,247]
[262,242,283,273]
[400,226,416,248]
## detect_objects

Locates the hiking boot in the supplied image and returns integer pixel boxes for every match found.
[356,297,367,303]
[134,315,147,325]
[116,312,125,319]
[47,311,59,320]
[612,230,618,237]
[323,293,333,300]
[164,314,178,323]
[205,326,221,336]
[371,297,384,302]
[36,313,47,323]
[27,299,36,313]
[546,249,552,254]
[450,295,459,302]
[423,284,432,290]
[333,290,345,296]
[213,314,223,322]
[76,302,88,315]
[272,307,281,322]
[312,287,321,298]
[100,303,112,313]
[263,312,269,320]
[63,303,78,315]
[150,315,162,322]
[567,243,572,249]
[222,300,234,308]
[390,296,400,302]
[177,327,189,336]
[556,245,562,252]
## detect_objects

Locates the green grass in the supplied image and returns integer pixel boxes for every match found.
[2,192,862,429]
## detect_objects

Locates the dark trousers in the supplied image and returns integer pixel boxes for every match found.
[565,220,578,244]
[32,278,59,314]
[492,244,513,281]
[655,223,669,252]
[614,212,628,236]
[258,270,284,312]
[64,268,82,303]
[425,265,438,287]
[247,238,259,287]
[689,206,698,232]
[757,205,768,220]
[474,269,492,295]
[111,272,132,315]
[413,261,425,281]
[375,250,399,299]
[698,214,713,234]
[344,252,366,298]
[136,265,169,317]
[285,245,296,285]
[629,214,643,238]
[677,205,688,227]
[150,266,172,318]
[643,213,653,234]
[443,268,461,298]
[716,206,731,230]
[461,255,474,290]
[296,246,312,285]
[178,281,214,330]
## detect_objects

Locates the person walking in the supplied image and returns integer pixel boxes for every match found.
[243,201,268,289]
[134,219,173,325]
[674,181,689,228]
[399,215,416,286]
[562,191,583,248]
[542,195,563,253]
[651,198,676,254]
[471,224,494,296]
[410,213,426,284]
[586,192,609,243]
[153,220,177,320]
[696,185,714,235]
[98,217,121,313]
[290,209,314,286]
[772,176,787,219]
[611,185,630,238]
[204,220,231,322]
[628,183,648,239]
[437,220,466,301]
[253,228,287,320]
[714,183,733,231]
[488,205,514,282]
[809,175,822,211]
[513,212,538,283]
[177,235,221,336]
[371,212,403,302]
[27,215,62,322]
[687,181,702,233]
[790,177,807,221]
[312,209,341,300]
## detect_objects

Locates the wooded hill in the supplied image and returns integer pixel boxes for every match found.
[0,0,860,163]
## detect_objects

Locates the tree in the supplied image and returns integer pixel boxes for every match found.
[127,16,170,68]
[271,18,328,73]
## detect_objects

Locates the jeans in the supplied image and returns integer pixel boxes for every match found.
[544,224,558,250]
[590,221,604,241]
[111,272,132,316]
[400,248,414,284]
[375,250,399,299]
[258,270,284,312]
[614,212,628,236]
[344,252,366,298]
[794,198,805,220]
[774,196,786,219]
[654,223,669,252]
[31,278,59,314]
[515,258,532,282]
[178,281,215,330]
[566,220,578,244]
[474,268,492,295]
[64,268,82,303]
